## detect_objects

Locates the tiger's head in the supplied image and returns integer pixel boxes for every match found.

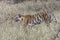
[15,14,23,22]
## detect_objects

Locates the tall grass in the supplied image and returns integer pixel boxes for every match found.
[0,1,60,40]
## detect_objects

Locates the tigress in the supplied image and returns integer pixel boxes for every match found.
[15,11,57,29]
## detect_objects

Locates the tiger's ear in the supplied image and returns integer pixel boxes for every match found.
[18,14,21,17]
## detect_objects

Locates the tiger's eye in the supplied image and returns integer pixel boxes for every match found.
[21,18,23,21]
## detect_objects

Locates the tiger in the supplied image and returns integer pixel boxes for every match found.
[15,11,57,31]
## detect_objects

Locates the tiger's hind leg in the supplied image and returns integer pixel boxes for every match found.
[48,13,57,25]
[44,13,57,31]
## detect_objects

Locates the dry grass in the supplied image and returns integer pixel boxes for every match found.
[0,1,60,40]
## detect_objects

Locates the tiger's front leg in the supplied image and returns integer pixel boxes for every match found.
[22,19,29,33]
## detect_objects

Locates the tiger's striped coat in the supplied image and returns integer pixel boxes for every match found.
[15,12,57,27]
